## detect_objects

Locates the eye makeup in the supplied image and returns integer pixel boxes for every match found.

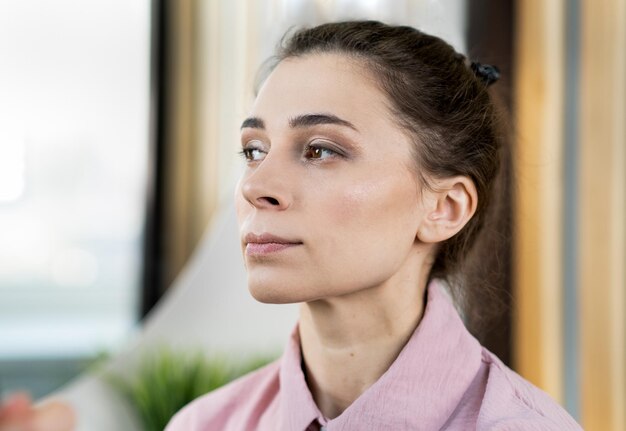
[239,120,363,165]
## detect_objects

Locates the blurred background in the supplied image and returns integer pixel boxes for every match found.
[0,0,623,430]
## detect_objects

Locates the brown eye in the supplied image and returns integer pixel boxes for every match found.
[239,139,266,162]
[305,146,322,159]
[240,147,266,162]
[304,144,336,160]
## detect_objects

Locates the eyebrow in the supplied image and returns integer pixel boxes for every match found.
[240,113,358,132]
[289,113,358,131]
[240,117,265,130]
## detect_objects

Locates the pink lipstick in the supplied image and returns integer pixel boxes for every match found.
[244,233,302,256]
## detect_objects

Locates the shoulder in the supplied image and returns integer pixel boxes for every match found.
[164,359,281,431]
[476,348,582,431]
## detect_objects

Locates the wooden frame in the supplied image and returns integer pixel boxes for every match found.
[579,0,626,428]
[513,0,565,401]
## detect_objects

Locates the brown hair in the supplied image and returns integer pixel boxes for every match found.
[265,21,511,338]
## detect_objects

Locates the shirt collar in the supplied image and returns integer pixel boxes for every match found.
[278,279,483,430]
[279,322,323,430]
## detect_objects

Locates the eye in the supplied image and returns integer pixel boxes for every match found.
[239,140,266,162]
[303,143,339,160]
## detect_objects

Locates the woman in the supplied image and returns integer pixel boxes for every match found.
[165,21,581,430]
[0,21,581,431]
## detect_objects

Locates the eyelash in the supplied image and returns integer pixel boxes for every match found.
[238,147,265,162]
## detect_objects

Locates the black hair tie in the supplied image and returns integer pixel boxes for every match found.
[470,62,500,86]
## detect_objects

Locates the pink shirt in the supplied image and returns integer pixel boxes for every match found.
[166,281,581,430]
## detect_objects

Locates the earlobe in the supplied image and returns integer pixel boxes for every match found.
[416,176,478,243]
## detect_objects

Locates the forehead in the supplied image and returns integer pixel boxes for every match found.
[251,53,393,127]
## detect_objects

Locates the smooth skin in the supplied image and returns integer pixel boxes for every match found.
[236,53,477,419]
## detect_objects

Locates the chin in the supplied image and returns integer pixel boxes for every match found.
[246,271,323,304]
[248,282,301,304]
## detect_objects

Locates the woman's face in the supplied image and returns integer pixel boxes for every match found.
[236,53,431,304]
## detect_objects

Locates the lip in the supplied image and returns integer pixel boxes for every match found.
[243,232,302,256]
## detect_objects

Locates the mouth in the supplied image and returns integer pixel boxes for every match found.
[243,232,303,256]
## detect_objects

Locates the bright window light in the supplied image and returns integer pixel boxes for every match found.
[0,0,151,360]
[0,138,25,203]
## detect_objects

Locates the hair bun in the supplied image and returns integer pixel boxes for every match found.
[470,62,500,86]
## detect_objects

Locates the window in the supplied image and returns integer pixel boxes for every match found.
[0,0,152,393]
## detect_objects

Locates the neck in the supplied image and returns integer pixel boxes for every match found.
[298,254,430,419]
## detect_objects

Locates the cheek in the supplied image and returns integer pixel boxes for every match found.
[303,177,419,295]
[331,180,378,222]
[326,172,419,234]
[312,168,422,273]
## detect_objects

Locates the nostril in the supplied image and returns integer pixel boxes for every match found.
[260,196,280,206]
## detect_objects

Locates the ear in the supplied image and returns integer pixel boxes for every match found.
[417,176,478,243]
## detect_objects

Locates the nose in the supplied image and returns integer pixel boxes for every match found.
[239,155,292,211]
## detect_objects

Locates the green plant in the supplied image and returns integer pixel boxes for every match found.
[108,348,275,431]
